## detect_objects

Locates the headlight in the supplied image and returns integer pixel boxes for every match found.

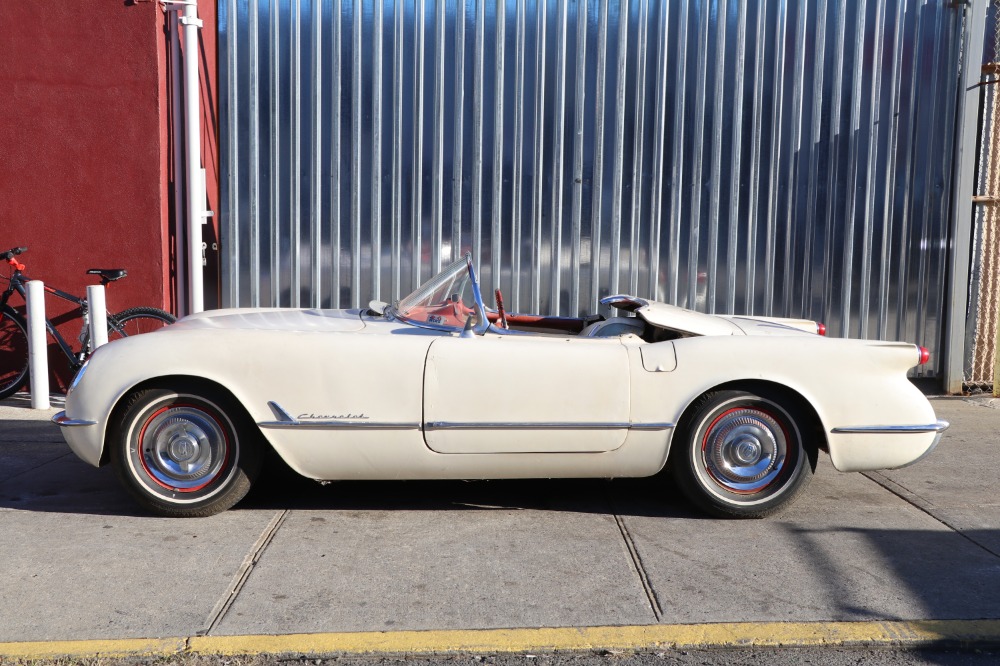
[67,358,90,396]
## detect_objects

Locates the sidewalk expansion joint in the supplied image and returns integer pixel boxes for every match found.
[862,472,1000,559]
[607,497,662,621]
[201,509,290,636]
[3,620,1000,660]
[0,451,74,486]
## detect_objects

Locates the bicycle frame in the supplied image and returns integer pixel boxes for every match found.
[1,270,129,370]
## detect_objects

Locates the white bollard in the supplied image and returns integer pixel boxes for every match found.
[182,2,205,315]
[87,285,108,350]
[25,280,49,409]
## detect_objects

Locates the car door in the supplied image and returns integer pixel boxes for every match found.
[422,334,631,453]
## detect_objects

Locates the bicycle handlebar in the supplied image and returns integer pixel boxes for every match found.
[1,247,27,261]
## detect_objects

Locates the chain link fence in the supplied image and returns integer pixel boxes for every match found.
[965,0,1000,392]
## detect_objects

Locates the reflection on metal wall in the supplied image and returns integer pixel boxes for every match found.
[220,0,975,377]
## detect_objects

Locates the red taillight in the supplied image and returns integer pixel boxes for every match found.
[918,346,930,365]
[816,322,826,336]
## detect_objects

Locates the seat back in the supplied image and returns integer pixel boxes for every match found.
[579,317,645,338]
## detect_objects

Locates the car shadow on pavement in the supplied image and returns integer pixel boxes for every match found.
[241,461,701,519]
[0,417,146,517]
[0,421,699,518]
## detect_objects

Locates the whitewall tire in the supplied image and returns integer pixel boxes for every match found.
[671,389,816,518]
[110,385,261,517]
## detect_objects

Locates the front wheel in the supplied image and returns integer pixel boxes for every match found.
[0,307,30,400]
[670,389,816,518]
[110,385,261,517]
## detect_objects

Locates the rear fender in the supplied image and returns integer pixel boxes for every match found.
[635,336,933,466]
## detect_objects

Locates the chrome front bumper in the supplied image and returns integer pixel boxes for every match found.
[51,411,97,427]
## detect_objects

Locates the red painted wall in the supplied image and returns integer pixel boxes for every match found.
[0,1,219,391]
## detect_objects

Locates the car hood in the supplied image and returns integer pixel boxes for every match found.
[170,307,367,333]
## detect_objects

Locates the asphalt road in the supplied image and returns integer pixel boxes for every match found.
[8,647,1000,666]
[270,648,1000,665]
[355,649,1000,665]
[1,395,998,662]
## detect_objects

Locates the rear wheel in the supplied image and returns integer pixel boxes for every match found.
[106,306,176,343]
[0,307,29,400]
[110,384,261,517]
[670,389,816,518]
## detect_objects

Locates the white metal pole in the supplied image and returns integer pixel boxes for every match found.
[182,1,205,313]
[170,7,188,317]
[87,285,108,350]
[25,280,49,410]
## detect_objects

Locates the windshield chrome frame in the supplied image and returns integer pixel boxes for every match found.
[465,255,490,335]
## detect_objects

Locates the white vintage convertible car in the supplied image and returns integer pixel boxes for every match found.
[54,254,947,518]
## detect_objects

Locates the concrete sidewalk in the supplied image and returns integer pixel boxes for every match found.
[1,395,999,659]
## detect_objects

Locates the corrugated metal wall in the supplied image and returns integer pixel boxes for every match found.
[219,0,976,378]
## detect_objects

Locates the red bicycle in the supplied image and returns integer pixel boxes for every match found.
[0,246,176,399]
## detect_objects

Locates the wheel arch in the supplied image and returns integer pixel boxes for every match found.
[100,374,265,466]
[670,378,828,460]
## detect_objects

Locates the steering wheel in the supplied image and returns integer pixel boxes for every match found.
[494,288,509,330]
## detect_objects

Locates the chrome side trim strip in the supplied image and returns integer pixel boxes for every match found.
[51,411,97,427]
[830,420,950,435]
[261,402,674,432]
[259,420,421,430]
[425,421,674,431]
[268,401,296,422]
[628,423,677,431]
[259,401,419,430]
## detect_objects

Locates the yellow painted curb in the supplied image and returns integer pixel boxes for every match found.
[0,637,187,660]
[3,621,1000,660]
[188,621,1000,655]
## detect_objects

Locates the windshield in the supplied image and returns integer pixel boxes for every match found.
[392,255,480,331]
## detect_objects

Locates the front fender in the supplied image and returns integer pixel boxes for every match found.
[59,330,285,466]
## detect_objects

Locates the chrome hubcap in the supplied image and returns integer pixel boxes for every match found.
[141,407,227,491]
[703,408,787,493]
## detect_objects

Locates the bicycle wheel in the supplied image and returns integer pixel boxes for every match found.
[106,306,176,343]
[0,306,30,400]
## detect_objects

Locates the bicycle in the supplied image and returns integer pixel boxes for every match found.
[0,246,177,399]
